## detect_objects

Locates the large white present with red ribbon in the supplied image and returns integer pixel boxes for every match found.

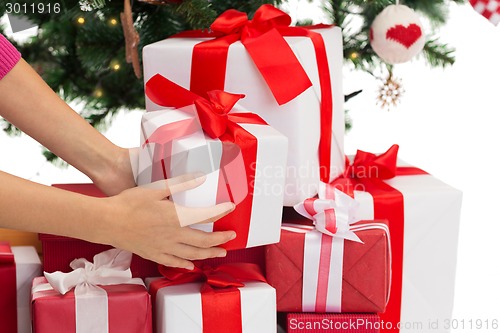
[265,190,391,313]
[31,249,152,332]
[142,4,345,206]
[147,263,276,333]
[0,243,41,333]
[322,144,462,333]
[136,74,288,250]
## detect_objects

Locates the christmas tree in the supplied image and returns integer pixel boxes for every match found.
[0,0,465,161]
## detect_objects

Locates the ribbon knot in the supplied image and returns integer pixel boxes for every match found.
[184,4,312,106]
[346,144,399,180]
[211,5,293,41]
[158,262,266,290]
[145,74,267,141]
[210,9,248,35]
[294,188,362,242]
[194,90,245,139]
[42,249,139,295]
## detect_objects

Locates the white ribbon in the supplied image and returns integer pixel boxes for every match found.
[294,188,362,242]
[289,185,393,313]
[32,249,145,333]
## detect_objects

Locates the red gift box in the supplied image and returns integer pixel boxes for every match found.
[0,242,17,332]
[39,184,159,279]
[286,313,381,333]
[31,249,152,333]
[265,220,390,313]
[31,276,152,332]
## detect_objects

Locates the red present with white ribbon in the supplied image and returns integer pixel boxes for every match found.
[31,249,152,333]
[135,74,288,250]
[0,242,41,333]
[265,188,391,313]
[322,145,462,333]
[147,263,276,333]
[142,5,345,206]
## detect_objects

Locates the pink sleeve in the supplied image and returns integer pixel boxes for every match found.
[0,34,22,80]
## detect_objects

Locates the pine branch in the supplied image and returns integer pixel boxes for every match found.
[172,0,217,29]
[420,38,455,68]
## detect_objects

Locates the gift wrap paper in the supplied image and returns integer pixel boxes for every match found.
[265,222,390,313]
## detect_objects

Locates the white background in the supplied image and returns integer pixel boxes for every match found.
[1,2,500,331]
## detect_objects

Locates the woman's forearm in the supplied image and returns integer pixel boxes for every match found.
[0,59,129,191]
[0,170,106,243]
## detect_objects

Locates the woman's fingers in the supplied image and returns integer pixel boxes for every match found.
[154,253,195,270]
[179,227,236,249]
[174,202,235,227]
[139,173,207,199]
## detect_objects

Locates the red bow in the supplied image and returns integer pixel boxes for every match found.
[211,4,292,39]
[158,262,267,290]
[177,4,312,105]
[346,144,399,180]
[150,263,268,333]
[328,144,427,197]
[145,74,267,140]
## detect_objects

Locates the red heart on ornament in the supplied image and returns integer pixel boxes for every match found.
[385,24,422,49]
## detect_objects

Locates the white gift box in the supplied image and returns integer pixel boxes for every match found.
[13,246,42,333]
[137,105,288,249]
[147,279,276,333]
[143,26,345,206]
[351,160,462,333]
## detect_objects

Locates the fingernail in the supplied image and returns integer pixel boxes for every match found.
[217,250,227,258]
[227,203,236,212]
[229,232,237,240]
[185,263,195,271]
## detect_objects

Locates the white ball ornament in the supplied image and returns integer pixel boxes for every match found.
[370,4,425,64]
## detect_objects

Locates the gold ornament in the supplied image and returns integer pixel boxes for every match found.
[120,0,142,78]
[377,74,404,110]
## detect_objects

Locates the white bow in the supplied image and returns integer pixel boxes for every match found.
[294,188,362,242]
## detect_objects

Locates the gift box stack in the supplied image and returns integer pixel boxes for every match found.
[25,4,461,333]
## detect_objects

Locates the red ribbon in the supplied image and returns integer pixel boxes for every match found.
[179,4,312,105]
[172,4,334,182]
[150,263,266,333]
[0,242,17,333]
[145,74,268,249]
[329,145,427,333]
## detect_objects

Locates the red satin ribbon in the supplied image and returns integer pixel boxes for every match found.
[145,74,268,249]
[0,242,17,333]
[330,145,427,333]
[172,4,334,182]
[150,263,266,333]
[181,4,312,105]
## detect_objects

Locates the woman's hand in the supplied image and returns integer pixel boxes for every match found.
[100,174,236,270]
